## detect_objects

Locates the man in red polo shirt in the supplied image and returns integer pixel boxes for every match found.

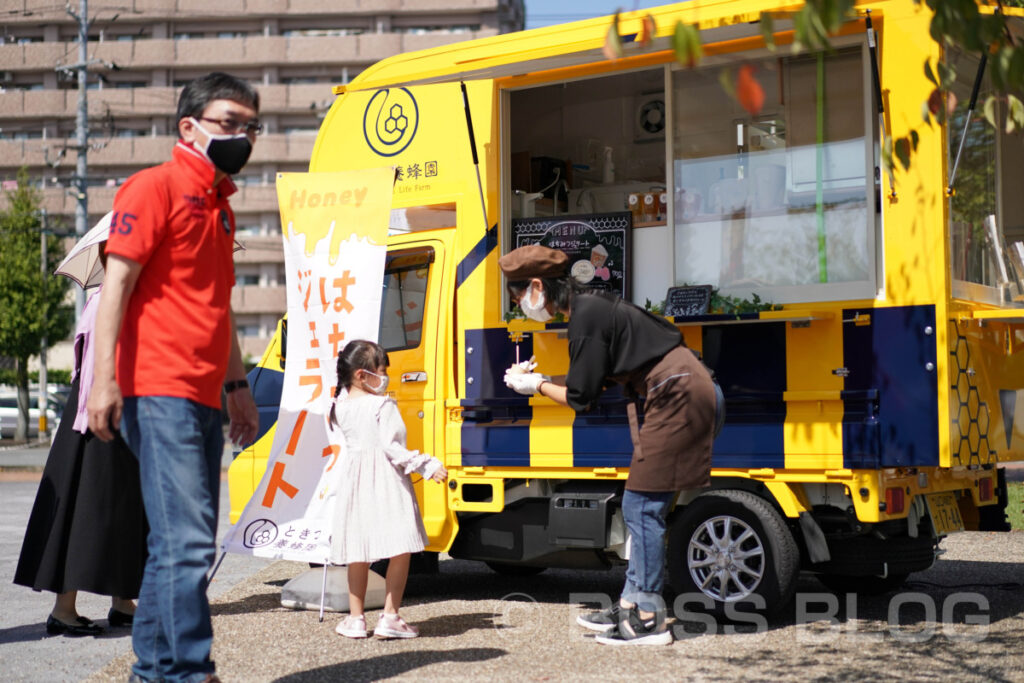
[88,72,260,683]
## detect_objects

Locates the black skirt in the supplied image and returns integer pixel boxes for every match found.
[13,375,148,598]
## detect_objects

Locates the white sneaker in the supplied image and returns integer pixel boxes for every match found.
[335,614,367,638]
[373,612,419,639]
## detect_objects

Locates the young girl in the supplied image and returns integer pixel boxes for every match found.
[327,340,447,639]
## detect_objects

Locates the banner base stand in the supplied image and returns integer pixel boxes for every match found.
[281,566,387,614]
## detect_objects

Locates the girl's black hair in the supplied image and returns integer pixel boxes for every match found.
[506,274,585,313]
[328,339,389,429]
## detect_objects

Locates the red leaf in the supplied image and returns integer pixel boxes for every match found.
[638,13,656,47]
[736,64,765,116]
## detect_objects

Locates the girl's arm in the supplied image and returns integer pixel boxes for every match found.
[378,400,444,479]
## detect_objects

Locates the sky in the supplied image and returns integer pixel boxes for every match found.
[523,0,669,30]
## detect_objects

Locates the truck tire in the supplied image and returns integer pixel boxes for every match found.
[667,489,798,616]
[816,572,909,595]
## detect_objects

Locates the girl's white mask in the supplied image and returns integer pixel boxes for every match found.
[520,284,553,322]
[363,370,390,395]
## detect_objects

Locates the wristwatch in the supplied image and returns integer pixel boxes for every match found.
[223,379,249,394]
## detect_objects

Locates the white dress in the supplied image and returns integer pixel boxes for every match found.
[328,393,442,565]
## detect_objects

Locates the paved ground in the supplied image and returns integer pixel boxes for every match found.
[0,440,266,682]
[2,441,1023,682]
[82,533,1024,682]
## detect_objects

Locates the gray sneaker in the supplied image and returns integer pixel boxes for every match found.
[575,603,621,632]
[595,606,672,646]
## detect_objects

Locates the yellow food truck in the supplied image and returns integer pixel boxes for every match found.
[230,0,1023,614]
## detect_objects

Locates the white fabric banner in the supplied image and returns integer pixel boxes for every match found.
[222,169,394,563]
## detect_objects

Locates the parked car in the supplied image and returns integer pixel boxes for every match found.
[0,389,64,439]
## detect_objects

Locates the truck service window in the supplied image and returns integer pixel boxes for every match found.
[947,47,1024,301]
[672,46,876,305]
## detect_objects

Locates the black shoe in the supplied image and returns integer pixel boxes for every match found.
[46,615,103,637]
[108,608,134,628]
[595,606,672,646]
[576,603,621,632]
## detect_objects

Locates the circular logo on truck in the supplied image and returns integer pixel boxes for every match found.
[363,87,419,157]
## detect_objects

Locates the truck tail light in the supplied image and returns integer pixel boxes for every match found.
[885,486,905,514]
[979,476,993,502]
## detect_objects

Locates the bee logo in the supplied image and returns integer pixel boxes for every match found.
[363,88,418,157]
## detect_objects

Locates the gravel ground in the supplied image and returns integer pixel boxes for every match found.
[86,531,1024,682]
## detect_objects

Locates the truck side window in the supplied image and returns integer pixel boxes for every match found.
[378,246,434,352]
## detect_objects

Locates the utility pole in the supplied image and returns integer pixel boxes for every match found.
[64,0,89,322]
[39,209,48,440]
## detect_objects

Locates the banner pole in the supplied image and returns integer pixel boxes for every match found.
[208,550,227,584]
[319,562,329,622]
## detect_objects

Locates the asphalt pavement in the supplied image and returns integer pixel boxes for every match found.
[0,439,267,682]
[1,441,1022,681]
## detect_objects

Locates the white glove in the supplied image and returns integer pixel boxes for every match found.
[504,369,549,396]
[506,355,537,375]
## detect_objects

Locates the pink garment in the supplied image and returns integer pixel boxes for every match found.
[72,288,101,434]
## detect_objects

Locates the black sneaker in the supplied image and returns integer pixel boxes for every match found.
[595,606,672,646]
[575,603,621,632]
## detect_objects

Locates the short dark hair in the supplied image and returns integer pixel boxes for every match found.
[176,72,260,122]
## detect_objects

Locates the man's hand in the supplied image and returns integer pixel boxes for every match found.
[227,387,259,446]
[87,377,123,442]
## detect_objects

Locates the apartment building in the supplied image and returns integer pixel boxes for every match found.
[0,0,524,363]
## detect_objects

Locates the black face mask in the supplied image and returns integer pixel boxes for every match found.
[191,119,253,175]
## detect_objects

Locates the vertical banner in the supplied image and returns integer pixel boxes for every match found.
[223,169,394,562]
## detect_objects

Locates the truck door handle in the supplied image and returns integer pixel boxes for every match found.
[401,372,427,383]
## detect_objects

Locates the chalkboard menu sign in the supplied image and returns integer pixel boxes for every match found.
[664,285,712,318]
[511,211,631,299]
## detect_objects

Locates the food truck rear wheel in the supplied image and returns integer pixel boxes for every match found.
[667,489,798,616]
[815,572,909,595]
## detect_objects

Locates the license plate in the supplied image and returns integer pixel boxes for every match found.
[927,492,965,536]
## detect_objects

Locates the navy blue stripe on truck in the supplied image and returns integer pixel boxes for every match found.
[842,304,939,468]
[245,364,284,446]
[455,223,499,289]
[460,327,533,466]
[702,322,787,469]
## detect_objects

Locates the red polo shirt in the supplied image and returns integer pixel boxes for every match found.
[106,142,237,409]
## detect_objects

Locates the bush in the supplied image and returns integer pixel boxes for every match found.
[0,368,72,386]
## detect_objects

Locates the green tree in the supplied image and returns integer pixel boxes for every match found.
[0,168,73,440]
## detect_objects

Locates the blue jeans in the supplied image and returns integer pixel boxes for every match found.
[621,489,675,615]
[121,396,223,683]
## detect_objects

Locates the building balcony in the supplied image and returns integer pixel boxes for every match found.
[0,31,495,74]
[0,132,315,173]
[0,0,507,25]
[234,235,286,264]
[0,177,296,222]
[0,83,334,121]
[231,284,286,315]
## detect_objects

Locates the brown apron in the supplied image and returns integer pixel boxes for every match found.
[619,345,715,492]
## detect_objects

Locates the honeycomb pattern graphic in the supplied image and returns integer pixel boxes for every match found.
[383,104,408,136]
[950,322,994,465]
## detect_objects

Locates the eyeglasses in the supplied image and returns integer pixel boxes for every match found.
[198,117,264,136]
